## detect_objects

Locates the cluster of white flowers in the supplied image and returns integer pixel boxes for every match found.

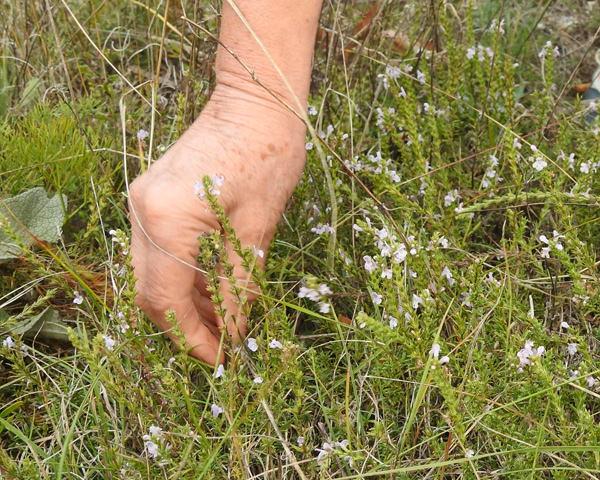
[429,342,450,366]
[539,230,564,259]
[517,340,545,371]
[376,107,397,130]
[538,40,560,59]
[298,282,333,314]
[194,174,224,199]
[482,155,502,189]
[316,439,349,463]
[311,223,335,235]
[143,425,164,459]
[531,156,548,172]
[466,44,494,62]
[344,150,402,184]
[444,189,461,207]
[377,64,402,90]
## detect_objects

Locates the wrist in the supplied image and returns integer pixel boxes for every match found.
[197,81,308,150]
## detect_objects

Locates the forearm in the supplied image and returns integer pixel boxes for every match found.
[212,0,323,123]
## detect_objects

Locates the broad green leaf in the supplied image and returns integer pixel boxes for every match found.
[0,187,67,260]
[10,307,70,343]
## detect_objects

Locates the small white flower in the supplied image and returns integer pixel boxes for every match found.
[269,339,283,349]
[2,336,15,349]
[580,162,591,174]
[144,440,160,459]
[297,436,305,446]
[148,425,163,438]
[318,302,331,314]
[412,293,423,310]
[438,236,450,248]
[444,189,459,207]
[363,255,378,273]
[307,105,317,116]
[388,316,398,329]
[439,355,450,365]
[430,343,441,359]
[214,364,225,379]
[441,266,455,286]
[311,223,334,235]
[517,340,545,369]
[253,376,264,384]
[103,335,116,351]
[73,291,84,305]
[416,70,426,84]
[316,442,334,462]
[194,174,225,199]
[370,291,383,305]
[530,144,538,153]
[513,138,522,150]
[540,247,551,258]
[318,284,332,296]
[136,129,149,141]
[466,46,476,60]
[305,142,314,151]
[532,157,547,171]
[253,246,265,258]
[560,321,570,330]
[298,286,320,302]
[586,376,597,388]
[465,449,475,459]
[246,337,258,352]
[393,246,407,263]
[211,403,224,417]
[567,343,578,356]
[381,268,392,279]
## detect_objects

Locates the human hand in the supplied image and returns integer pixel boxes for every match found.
[128,85,307,365]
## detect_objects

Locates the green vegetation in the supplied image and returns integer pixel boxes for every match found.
[2,1,600,478]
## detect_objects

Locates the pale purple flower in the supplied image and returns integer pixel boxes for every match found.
[214,364,225,379]
[269,339,283,349]
[73,291,84,305]
[246,337,258,352]
[2,336,15,349]
[211,403,224,417]
[136,129,149,141]
[370,291,383,305]
[363,255,378,273]
[103,335,116,351]
[430,343,441,359]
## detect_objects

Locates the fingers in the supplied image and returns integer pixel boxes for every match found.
[215,206,273,343]
[129,180,224,365]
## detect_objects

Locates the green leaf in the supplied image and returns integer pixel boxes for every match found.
[10,307,70,343]
[0,187,67,260]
